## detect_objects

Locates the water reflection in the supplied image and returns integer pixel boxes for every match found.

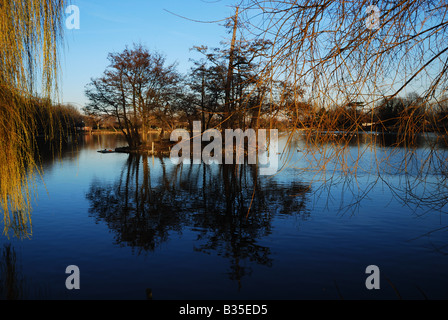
[0,244,24,300]
[3,132,448,299]
[35,134,127,170]
[86,154,311,284]
[304,131,448,149]
[288,132,448,212]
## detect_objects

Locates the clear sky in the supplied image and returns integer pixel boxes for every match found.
[60,0,239,109]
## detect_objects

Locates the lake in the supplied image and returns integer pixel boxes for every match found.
[1,132,448,300]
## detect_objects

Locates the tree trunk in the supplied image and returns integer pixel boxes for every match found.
[224,6,239,131]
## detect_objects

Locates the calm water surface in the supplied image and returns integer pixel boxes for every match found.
[1,133,448,300]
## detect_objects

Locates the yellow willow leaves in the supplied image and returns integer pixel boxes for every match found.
[0,0,64,94]
[0,0,65,239]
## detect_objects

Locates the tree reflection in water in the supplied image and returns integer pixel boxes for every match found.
[293,131,448,254]
[0,244,24,300]
[86,154,311,284]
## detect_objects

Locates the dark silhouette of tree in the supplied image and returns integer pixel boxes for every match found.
[84,44,180,148]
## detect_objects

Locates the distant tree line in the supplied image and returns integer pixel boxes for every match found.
[283,92,448,133]
[30,97,85,140]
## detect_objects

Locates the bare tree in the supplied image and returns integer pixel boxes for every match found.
[85,44,180,148]
[190,22,273,131]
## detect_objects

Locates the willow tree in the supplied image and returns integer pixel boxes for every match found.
[0,0,65,238]
[236,1,448,168]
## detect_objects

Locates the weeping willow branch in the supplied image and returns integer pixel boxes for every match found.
[237,0,448,179]
[0,0,65,239]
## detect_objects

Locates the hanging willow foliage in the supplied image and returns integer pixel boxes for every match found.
[237,0,448,177]
[0,0,65,239]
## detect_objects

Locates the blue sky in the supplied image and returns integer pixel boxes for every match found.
[60,0,238,108]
